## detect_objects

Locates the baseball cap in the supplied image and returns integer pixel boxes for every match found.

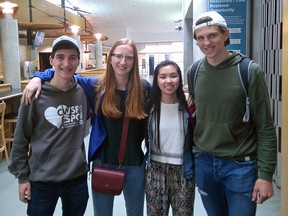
[51,35,80,53]
[193,11,227,32]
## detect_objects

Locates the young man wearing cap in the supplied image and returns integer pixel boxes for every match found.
[8,35,90,216]
[188,11,277,215]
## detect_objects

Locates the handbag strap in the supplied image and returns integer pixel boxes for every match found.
[118,116,130,165]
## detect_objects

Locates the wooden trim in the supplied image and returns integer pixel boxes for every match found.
[281,0,288,215]
[8,0,93,35]
[76,69,105,77]
[0,84,12,92]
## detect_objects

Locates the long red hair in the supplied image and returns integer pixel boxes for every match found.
[94,38,146,119]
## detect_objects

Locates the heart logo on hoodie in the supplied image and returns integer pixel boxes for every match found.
[44,106,63,128]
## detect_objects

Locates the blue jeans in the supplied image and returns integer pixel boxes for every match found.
[92,160,145,216]
[194,152,257,216]
[27,175,88,216]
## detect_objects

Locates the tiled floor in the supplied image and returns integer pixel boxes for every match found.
[0,134,280,215]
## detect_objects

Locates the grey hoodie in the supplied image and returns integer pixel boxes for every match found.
[9,79,90,183]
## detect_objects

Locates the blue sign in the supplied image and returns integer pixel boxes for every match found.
[208,0,248,55]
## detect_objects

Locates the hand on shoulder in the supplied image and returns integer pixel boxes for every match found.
[21,77,42,104]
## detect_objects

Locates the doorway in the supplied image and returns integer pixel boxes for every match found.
[39,52,52,71]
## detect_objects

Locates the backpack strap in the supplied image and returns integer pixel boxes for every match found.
[237,57,253,122]
[187,58,203,99]
[187,57,253,123]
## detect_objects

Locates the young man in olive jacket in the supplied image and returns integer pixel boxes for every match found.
[188,11,277,216]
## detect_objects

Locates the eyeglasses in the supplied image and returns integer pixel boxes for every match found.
[111,54,134,62]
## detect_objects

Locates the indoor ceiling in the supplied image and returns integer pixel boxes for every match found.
[46,0,183,46]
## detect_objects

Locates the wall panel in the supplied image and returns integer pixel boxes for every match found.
[261,0,283,187]
[281,0,288,214]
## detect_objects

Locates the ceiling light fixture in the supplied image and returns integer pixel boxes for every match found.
[0,1,18,18]
[70,25,80,34]
[95,33,103,41]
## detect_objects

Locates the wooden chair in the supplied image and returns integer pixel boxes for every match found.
[0,83,12,92]
[4,112,18,154]
[0,100,9,163]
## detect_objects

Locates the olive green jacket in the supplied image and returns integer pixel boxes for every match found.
[189,51,277,181]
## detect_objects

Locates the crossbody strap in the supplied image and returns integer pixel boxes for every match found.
[187,58,203,99]
[118,117,130,165]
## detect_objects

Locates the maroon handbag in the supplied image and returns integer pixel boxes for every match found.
[92,117,129,195]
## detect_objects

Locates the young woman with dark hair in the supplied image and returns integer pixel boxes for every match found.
[145,60,195,216]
